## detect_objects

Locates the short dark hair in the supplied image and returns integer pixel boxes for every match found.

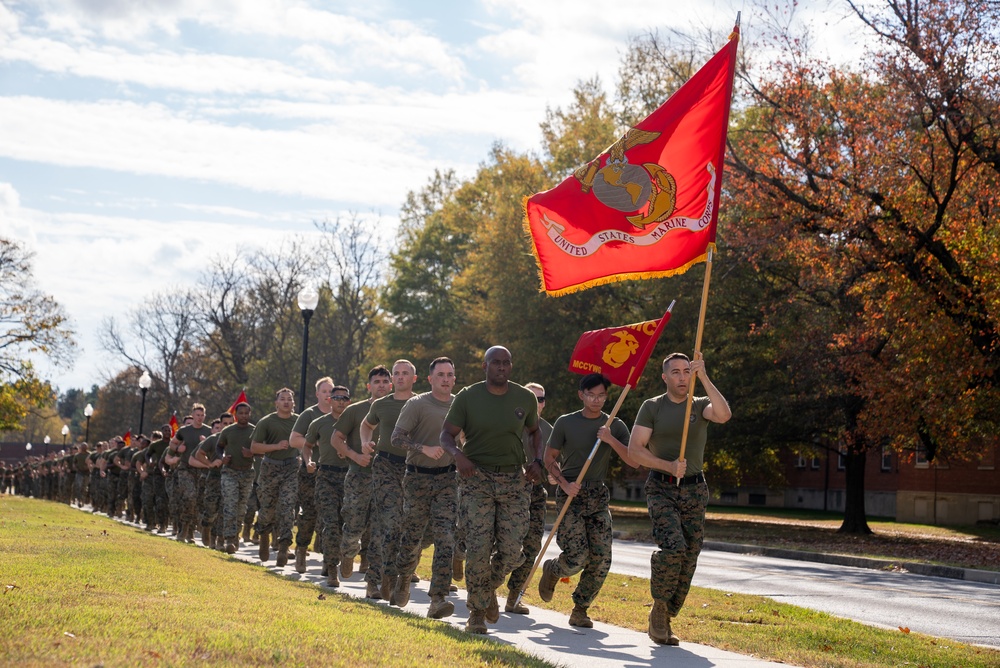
[234,402,251,412]
[332,385,350,396]
[275,387,294,399]
[211,419,222,427]
[368,365,390,381]
[662,352,690,371]
[219,412,233,421]
[429,356,454,373]
[579,373,610,392]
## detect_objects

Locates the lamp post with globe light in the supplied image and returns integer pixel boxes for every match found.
[43,435,50,457]
[138,370,152,436]
[297,285,320,409]
[84,404,94,442]
[62,424,70,449]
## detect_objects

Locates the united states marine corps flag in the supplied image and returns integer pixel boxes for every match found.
[122,430,131,446]
[169,413,179,437]
[568,305,673,387]
[524,24,739,296]
[227,389,248,417]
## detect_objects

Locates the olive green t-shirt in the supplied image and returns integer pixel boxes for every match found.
[175,424,213,469]
[305,412,343,466]
[634,394,712,475]
[116,446,135,471]
[395,392,455,469]
[197,433,223,477]
[131,447,148,471]
[148,438,169,473]
[251,412,299,461]
[219,422,256,471]
[294,404,327,463]
[445,381,538,469]
[335,400,375,473]
[365,395,410,458]
[521,418,552,464]
[74,451,90,473]
[548,411,630,482]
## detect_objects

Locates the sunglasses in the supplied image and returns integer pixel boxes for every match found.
[332,395,351,401]
[535,395,546,402]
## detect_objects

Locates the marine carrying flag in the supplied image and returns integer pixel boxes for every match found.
[227,390,248,418]
[525,26,739,296]
[169,413,179,437]
[568,306,672,387]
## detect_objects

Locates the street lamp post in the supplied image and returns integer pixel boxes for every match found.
[43,435,50,457]
[62,424,69,448]
[84,403,94,442]
[297,285,320,409]
[138,370,152,436]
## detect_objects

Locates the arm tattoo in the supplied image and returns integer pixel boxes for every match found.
[391,426,422,453]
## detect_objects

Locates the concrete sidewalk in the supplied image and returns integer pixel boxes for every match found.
[237,540,794,668]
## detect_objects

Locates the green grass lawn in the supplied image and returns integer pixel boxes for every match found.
[0,495,548,667]
[5,494,999,668]
[607,502,1000,571]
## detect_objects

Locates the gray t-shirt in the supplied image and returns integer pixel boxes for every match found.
[395,392,455,469]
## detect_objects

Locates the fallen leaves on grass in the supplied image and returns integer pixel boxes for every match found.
[317,593,327,600]
[899,626,911,633]
[63,632,76,638]
[5,583,19,593]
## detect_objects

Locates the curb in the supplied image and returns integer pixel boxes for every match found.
[703,541,1000,585]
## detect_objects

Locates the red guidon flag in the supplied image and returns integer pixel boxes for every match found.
[568,305,673,387]
[525,25,739,296]
[169,413,179,437]
[227,389,248,417]
[122,430,131,446]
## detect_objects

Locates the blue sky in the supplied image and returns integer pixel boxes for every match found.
[0,0,864,392]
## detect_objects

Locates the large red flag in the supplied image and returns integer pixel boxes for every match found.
[525,26,739,296]
[169,413,179,437]
[227,389,248,417]
[568,305,673,387]
[122,430,131,446]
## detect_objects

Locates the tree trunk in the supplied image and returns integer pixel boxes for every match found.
[838,448,872,534]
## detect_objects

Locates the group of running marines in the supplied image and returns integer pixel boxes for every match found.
[4,345,730,645]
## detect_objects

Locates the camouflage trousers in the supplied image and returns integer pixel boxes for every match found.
[151,474,169,528]
[201,473,223,534]
[176,468,202,529]
[141,475,155,526]
[314,466,347,567]
[90,472,103,508]
[116,470,130,515]
[167,472,180,528]
[73,472,88,506]
[645,474,709,617]
[506,480,547,593]
[370,455,406,583]
[129,472,142,521]
[295,464,317,548]
[243,481,259,531]
[106,472,123,514]
[549,483,613,608]
[396,469,457,599]
[340,467,374,577]
[221,468,255,539]
[255,459,300,549]
[461,469,529,613]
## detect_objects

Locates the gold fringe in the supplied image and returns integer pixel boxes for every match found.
[522,195,715,296]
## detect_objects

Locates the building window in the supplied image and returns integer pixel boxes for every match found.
[795,453,806,469]
[837,445,846,471]
[811,456,821,470]
[915,445,929,469]
[881,446,892,472]
[979,444,996,471]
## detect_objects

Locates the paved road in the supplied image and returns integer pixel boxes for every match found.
[608,538,1000,648]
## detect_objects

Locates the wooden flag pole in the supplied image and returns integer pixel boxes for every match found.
[514,382,633,609]
[677,248,714,469]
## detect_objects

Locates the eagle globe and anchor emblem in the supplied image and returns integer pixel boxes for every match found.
[574,128,677,229]
[601,331,640,369]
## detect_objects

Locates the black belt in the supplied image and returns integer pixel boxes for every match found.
[375,451,407,465]
[406,464,456,475]
[223,466,253,473]
[319,464,349,473]
[262,455,299,466]
[477,463,522,474]
[650,471,706,486]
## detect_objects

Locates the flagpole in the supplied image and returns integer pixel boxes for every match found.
[514,383,633,609]
[677,248,713,470]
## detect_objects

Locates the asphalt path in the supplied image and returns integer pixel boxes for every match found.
[606,538,1000,648]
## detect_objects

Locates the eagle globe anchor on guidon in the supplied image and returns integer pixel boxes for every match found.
[515,17,740,607]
